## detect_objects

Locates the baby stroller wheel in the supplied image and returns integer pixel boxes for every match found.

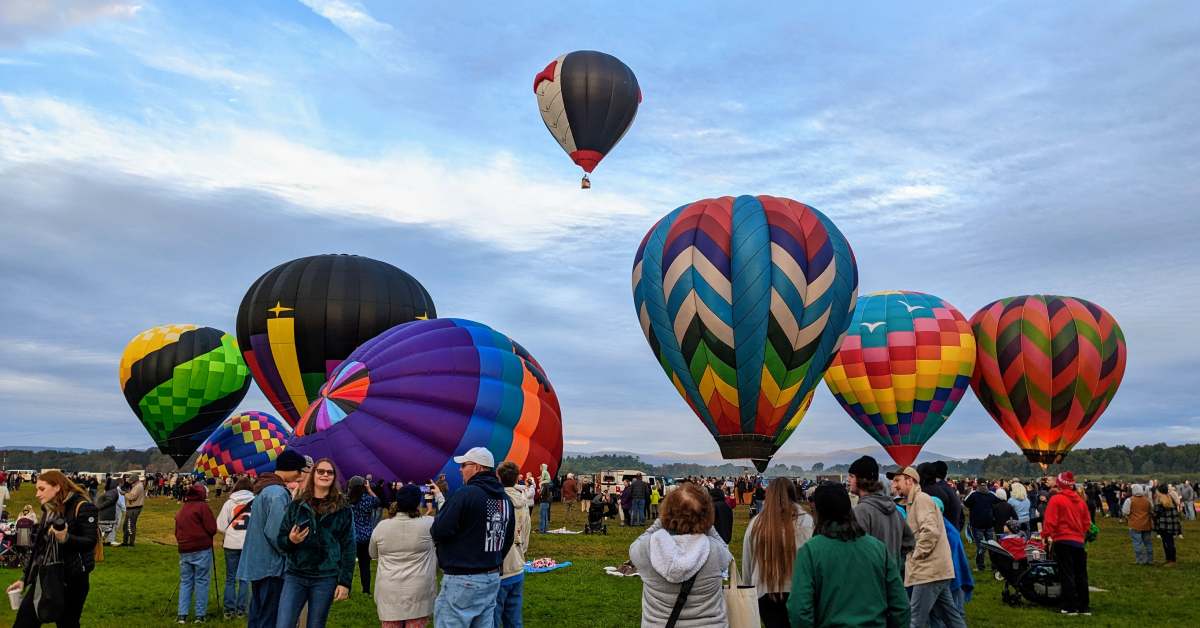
[994,570,1004,581]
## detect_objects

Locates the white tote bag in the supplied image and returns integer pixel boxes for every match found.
[724,558,761,628]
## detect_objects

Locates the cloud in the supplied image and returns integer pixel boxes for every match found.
[0,0,141,46]
[138,53,271,88]
[0,93,651,251]
[296,0,404,67]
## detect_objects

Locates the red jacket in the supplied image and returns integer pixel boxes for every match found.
[175,485,217,554]
[1042,489,1090,545]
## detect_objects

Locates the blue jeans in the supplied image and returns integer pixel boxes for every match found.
[223,548,250,613]
[631,499,646,526]
[1130,529,1153,564]
[969,527,995,570]
[248,576,284,628]
[435,572,500,628]
[178,550,212,619]
[908,579,967,628]
[494,573,524,628]
[276,574,337,628]
[538,502,550,533]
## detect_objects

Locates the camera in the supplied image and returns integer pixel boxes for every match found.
[50,517,67,532]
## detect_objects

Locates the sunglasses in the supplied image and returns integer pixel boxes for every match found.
[314,468,336,477]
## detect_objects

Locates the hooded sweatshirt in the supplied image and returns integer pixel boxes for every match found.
[854,492,916,568]
[216,489,255,550]
[175,485,217,554]
[501,485,531,580]
[431,471,515,575]
[1042,487,1091,545]
[629,520,732,627]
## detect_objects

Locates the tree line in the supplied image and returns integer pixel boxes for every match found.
[4,442,1197,480]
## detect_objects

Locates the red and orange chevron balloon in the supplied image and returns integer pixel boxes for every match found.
[970,295,1127,466]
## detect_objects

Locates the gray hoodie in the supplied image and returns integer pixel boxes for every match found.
[629,520,732,627]
[854,492,915,567]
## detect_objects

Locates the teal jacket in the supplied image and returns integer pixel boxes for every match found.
[787,529,910,628]
[276,497,356,587]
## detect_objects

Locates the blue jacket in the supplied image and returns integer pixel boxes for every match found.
[237,475,291,581]
[944,518,974,603]
[431,472,515,575]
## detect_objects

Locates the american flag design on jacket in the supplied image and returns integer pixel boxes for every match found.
[485,497,513,553]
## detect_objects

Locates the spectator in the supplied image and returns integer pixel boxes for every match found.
[124,474,146,546]
[496,462,532,628]
[1122,484,1154,565]
[431,447,515,627]
[6,470,99,628]
[1007,483,1032,537]
[962,483,1000,571]
[649,484,662,520]
[888,466,966,628]
[175,483,217,624]
[1153,484,1181,566]
[620,481,633,527]
[628,475,650,527]
[708,487,734,544]
[787,483,909,628]
[560,473,579,525]
[238,449,306,628]
[537,481,552,534]
[348,476,381,594]
[991,488,1016,536]
[742,478,813,627]
[111,480,127,547]
[370,485,438,627]
[94,479,120,547]
[849,456,914,568]
[1042,471,1092,616]
[918,463,961,531]
[216,476,255,619]
[276,458,356,628]
[629,482,732,627]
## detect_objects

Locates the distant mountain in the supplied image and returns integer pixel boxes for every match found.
[1,446,93,454]
[565,446,960,469]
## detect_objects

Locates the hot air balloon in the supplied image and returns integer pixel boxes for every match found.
[289,318,563,490]
[970,295,1127,466]
[119,324,251,466]
[632,195,858,471]
[534,50,640,188]
[194,411,292,479]
[823,291,975,467]
[236,254,436,427]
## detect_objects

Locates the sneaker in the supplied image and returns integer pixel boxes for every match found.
[177,617,187,624]
[1080,611,1093,616]
[1060,609,1078,615]
[109,541,122,547]
[193,617,206,624]
[222,611,233,620]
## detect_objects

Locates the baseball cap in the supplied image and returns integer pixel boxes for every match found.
[848,456,879,480]
[885,466,921,483]
[453,447,495,468]
[302,455,314,471]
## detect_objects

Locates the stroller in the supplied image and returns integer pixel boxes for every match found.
[981,537,1061,607]
[0,518,35,569]
[584,495,610,535]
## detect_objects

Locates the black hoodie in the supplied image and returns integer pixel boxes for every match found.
[431,471,515,575]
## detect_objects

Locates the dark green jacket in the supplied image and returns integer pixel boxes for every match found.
[277,497,355,587]
[787,529,910,628]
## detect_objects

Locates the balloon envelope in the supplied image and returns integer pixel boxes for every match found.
[119,324,251,466]
[823,291,975,467]
[237,254,436,427]
[535,50,640,175]
[289,318,563,490]
[970,295,1127,465]
[194,411,292,479]
[632,195,858,471]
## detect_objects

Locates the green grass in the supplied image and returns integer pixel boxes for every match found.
[2,486,1196,626]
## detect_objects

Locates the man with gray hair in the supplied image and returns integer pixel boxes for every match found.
[1122,484,1154,565]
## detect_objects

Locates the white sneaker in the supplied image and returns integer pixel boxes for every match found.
[109,541,121,547]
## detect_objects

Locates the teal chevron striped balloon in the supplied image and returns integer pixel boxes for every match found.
[632,195,858,470]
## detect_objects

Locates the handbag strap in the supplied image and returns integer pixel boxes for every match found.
[665,572,699,628]
[727,557,740,589]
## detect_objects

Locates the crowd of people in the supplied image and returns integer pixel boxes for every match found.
[1,460,1195,627]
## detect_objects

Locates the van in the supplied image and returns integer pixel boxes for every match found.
[598,469,647,495]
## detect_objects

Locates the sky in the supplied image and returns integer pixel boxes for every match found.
[1,0,1198,461]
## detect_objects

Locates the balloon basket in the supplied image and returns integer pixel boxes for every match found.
[581,174,591,189]
[715,434,777,472]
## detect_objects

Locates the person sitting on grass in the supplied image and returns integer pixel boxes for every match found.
[175,483,217,624]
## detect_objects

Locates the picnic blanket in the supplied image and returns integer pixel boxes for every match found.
[525,558,573,574]
[545,527,581,534]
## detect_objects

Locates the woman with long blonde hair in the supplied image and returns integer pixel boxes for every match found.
[742,477,814,627]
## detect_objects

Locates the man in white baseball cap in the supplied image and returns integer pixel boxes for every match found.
[432,446,515,626]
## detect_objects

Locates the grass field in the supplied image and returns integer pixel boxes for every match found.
[2,485,1196,627]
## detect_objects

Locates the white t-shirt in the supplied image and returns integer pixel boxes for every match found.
[0,485,9,513]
